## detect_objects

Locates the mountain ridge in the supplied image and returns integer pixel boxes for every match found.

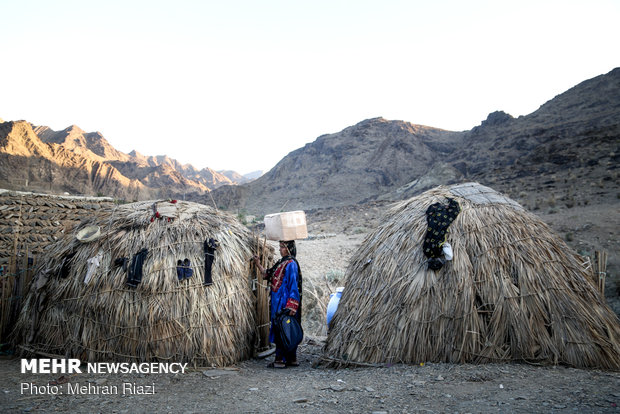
[0,121,249,198]
[1,67,618,214]
[203,67,619,216]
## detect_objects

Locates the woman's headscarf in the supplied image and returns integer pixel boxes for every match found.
[280,240,297,258]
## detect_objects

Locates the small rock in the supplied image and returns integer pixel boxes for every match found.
[436,375,444,381]
[293,398,309,403]
[365,386,376,392]
[202,369,238,378]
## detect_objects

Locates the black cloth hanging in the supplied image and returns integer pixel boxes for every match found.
[114,257,129,272]
[59,252,75,278]
[203,238,218,286]
[126,248,148,287]
[176,259,184,281]
[422,198,460,271]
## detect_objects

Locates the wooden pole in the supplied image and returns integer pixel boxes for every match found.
[1,199,21,342]
[595,250,607,297]
[255,235,270,351]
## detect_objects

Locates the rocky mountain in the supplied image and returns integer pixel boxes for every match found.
[0,121,245,199]
[34,124,130,162]
[206,67,619,215]
[218,170,249,184]
[0,121,149,199]
[243,170,263,181]
[2,68,618,214]
[206,119,462,213]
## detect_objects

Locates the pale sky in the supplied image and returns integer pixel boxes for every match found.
[1,0,618,175]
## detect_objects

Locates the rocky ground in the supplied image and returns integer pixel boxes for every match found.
[1,199,619,413]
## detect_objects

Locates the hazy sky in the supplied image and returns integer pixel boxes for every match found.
[1,0,618,175]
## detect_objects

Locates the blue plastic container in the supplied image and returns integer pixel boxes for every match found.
[326,287,344,326]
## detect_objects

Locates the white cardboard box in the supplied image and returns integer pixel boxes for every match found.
[264,211,308,241]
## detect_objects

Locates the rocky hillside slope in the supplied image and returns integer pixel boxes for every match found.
[207,68,619,216]
[0,121,247,199]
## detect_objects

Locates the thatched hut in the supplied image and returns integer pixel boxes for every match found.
[322,183,620,369]
[13,200,271,366]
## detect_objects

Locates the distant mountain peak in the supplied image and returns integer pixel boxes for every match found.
[65,124,85,133]
[481,111,514,127]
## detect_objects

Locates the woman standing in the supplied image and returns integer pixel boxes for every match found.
[254,240,302,368]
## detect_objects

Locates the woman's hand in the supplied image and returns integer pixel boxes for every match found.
[253,256,265,275]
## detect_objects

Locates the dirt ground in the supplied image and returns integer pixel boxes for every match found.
[1,340,619,414]
[1,203,619,413]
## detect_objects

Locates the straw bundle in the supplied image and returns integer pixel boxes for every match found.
[12,200,269,366]
[322,183,620,369]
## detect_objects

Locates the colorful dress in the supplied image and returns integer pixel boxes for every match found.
[268,257,301,343]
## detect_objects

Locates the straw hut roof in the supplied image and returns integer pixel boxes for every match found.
[322,183,620,369]
[12,199,270,366]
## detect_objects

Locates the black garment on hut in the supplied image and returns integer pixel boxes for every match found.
[203,238,218,286]
[183,258,193,279]
[59,252,75,278]
[114,257,129,272]
[423,198,460,270]
[126,248,148,287]
[176,259,184,281]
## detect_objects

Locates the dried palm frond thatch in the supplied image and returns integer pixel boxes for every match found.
[12,200,270,366]
[322,183,620,369]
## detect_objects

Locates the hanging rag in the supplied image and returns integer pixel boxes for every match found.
[114,257,129,272]
[60,252,75,278]
[183,258,193,279]
[203,238,219,286]
[422,197,460,271]
[176,259,184,281]
[84,252,103,284]
[126,248,149,287]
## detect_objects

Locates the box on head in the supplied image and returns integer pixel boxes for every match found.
[264,211,308,241]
